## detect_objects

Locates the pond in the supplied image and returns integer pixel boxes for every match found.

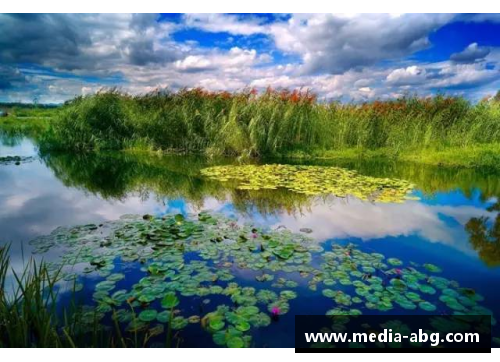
[1,135,499,347]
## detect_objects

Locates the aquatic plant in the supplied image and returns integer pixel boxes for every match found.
[201,164,414,203]
[22,211,496,347]
[27,89,500,169]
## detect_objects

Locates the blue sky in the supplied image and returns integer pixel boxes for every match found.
[1,13,500,103]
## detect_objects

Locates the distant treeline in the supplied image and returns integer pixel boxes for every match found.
[0,102,60,109]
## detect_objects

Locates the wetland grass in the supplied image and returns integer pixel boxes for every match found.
[33,88,500,169]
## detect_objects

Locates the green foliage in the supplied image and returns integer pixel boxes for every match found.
[37,89,500,159]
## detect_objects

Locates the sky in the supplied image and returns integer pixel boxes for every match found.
[1,13,500,104]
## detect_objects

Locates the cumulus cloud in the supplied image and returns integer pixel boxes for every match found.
[174,47,265,73]
[430,62,499,90]
[0,14,181,72]
[450,43,490,63]
[268,14,454,74]
[182,14,267,36]
[386,66,428,86]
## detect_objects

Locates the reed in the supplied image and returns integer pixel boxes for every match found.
[20,88,500,167]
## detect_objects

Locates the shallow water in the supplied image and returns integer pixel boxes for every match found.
[1,136,499,347]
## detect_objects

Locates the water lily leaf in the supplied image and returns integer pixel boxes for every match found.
[234,320,251,332]
[419,301,437,312]
[171,316,188,330]
[267,300,290,315]
[236,306,259,317]
[95,280,115,292]
[387,258,402,266]
[280,290,297,300]
[209,316,225,331]
[424,263,442,273]
[161,292,179,309]
[419,285,436,295]
[249,313,271,327]
[227,336,245,348]
[107,273,125,282]
[157,310,171,323]
[138,309,158,322]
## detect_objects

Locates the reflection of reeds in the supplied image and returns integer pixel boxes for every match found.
[39,146,500,214]
[35,89,500,167]
[39,150,316,216]
[465,201,500,267]
[0,245,179,347]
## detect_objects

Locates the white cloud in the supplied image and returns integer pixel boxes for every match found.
[183,14,266,36]
[268,14,454,74]
[386,66,428,86]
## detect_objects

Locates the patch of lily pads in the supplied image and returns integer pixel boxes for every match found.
[200,164,415,203]
[30,211,495,347]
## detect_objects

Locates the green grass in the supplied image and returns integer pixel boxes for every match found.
[3,89,500,169]
[282,144,500,170]
[0,106,56,137]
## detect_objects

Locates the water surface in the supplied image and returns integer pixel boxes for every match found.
[1,136,499,347]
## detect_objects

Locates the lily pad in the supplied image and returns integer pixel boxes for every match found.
[138,309,158,322]
[419,301,437,312]
[227,336,245,348]
[161,292,179,309]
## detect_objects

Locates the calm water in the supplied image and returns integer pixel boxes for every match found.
[1,135,499,347]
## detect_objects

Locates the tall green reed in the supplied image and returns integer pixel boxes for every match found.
[39,88,500,159]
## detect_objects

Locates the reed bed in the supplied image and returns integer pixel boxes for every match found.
[26,88,500,166]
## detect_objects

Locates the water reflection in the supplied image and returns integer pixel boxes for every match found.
[1,139,499,277]
[2,137,500,345]
[35,149,500,264]
[466,200,500,267]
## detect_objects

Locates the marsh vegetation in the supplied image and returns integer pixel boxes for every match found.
[27,89,500,169]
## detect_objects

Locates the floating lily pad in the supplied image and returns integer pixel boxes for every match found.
[157,311,171,323]
[424,264,442,273]
[27,210,494,348]
[171,316,188,330]
[419,301,437,312]
[201,164,414,203]
[209,317,225,331]
[387,258,403,266]
[280,290,297,300]
[227,336,245,348]
[234,320,251,332]
[419,285,436,295]
[161,292,179,309]
[138,309,158,322]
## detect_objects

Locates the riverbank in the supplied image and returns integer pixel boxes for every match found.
[282,144,500,169]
